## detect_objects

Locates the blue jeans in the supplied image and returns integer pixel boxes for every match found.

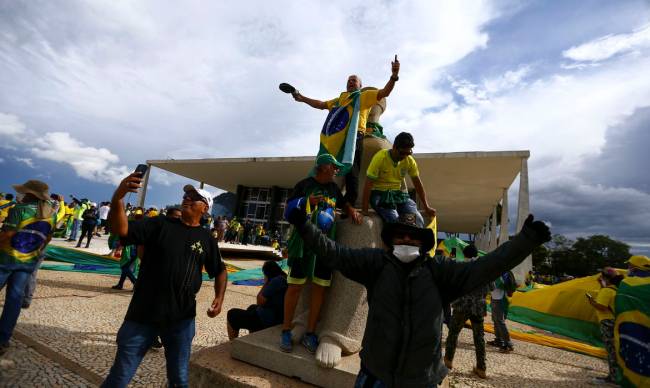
[490,298,512,346]
[102,318,195,388]
[369,192,424,227]
[69,219,80,240]
[0,266,33,344]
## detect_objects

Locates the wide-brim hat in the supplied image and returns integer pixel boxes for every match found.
[381,218,434,252]
[12,180,50,201]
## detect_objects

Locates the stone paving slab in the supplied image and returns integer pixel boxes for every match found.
[0,266,609,387]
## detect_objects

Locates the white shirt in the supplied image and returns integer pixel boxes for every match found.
[491,287,505,300]
[99,205,110,220]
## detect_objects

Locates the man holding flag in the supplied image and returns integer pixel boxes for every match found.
[290,56,400,206]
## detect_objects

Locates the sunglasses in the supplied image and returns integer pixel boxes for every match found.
[183,191,207,205]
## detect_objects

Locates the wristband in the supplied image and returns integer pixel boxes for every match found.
[390,75,399,81]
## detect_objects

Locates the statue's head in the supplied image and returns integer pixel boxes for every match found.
[346,75,362,92]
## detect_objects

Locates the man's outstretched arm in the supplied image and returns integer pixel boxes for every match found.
[377,55,400,100]
[292,92,328,110]
[434,215,551,302]
[287,207,384,286]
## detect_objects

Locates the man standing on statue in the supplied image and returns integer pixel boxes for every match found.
[290,55,400,205]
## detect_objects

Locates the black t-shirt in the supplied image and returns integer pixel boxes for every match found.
[121,216,224,326]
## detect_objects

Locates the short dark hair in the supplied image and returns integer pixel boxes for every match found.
[262,260,286,279]
[394,132,414,149]
[463,244,478,258]
[5,194,14,200]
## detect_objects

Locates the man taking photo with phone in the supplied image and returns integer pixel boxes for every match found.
[102,170,227,388]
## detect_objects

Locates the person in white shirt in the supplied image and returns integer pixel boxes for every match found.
[98,202,110,234]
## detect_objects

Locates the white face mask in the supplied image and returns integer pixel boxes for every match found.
[393,245,421,263]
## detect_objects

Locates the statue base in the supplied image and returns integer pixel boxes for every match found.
[189,339,313,387]
[230,326,360,387]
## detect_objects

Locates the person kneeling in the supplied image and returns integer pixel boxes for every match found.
[227,261,287,339]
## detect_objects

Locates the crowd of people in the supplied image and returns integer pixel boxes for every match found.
[1,55,641,388]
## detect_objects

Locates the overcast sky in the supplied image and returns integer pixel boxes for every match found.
[1,0,649,254]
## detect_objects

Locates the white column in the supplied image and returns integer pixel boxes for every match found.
[516,157,530,232]
[489,206,498,251]
[513,157,531,284]
[499,188,509,246]
[137,163,152,208]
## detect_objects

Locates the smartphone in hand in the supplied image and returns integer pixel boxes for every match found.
[134,164,148,177]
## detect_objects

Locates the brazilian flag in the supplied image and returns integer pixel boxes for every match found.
[318,90,360,175]
[614,276,650,387]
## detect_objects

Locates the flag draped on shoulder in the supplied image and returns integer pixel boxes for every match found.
[614,276,650,387]
[318,90,360,175]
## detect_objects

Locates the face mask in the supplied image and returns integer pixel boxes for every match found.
[15,193,25,203]
[393,245,421,263]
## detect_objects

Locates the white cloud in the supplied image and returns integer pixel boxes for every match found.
[0,113,26,137]
[563,23,650,62]
[14,157,35,168]
[30,132,130,185]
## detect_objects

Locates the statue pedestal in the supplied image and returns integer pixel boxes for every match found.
[230,326,360,387]
[189,338,314,387]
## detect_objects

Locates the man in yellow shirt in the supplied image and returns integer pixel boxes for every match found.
[361,132,436,227]
[291,56,400,206]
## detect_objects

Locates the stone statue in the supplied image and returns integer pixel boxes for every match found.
[291,92,392,368]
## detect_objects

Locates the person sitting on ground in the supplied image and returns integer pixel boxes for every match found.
[588,267,624,384]
[281,153,362,354]
[284,203,550,387]
[102,175,227,388]
[227,261,288,340]
[361,132,436,227]
[444,244,490,379]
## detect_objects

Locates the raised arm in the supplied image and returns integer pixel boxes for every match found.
[292,92,328,110]
[109,173,142,237]
[377,55,400,100]
[288,208,384,286]
[433,215,551,302]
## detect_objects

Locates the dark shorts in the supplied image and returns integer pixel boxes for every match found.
[227,305,265,333]
[287,255,332,287]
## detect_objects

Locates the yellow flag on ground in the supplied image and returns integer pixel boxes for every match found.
[427,217,437,256]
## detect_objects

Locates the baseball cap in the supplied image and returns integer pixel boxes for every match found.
[315,153,344,168]
[627,255,650,271]
[183,184,212,213]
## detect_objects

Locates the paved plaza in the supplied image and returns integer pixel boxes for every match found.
[0,238,608,387]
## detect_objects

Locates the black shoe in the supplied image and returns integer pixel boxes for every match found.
[487,340,502,347]
[499,344,514,353]
[21,301,30,309]
[111,285,123,290]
